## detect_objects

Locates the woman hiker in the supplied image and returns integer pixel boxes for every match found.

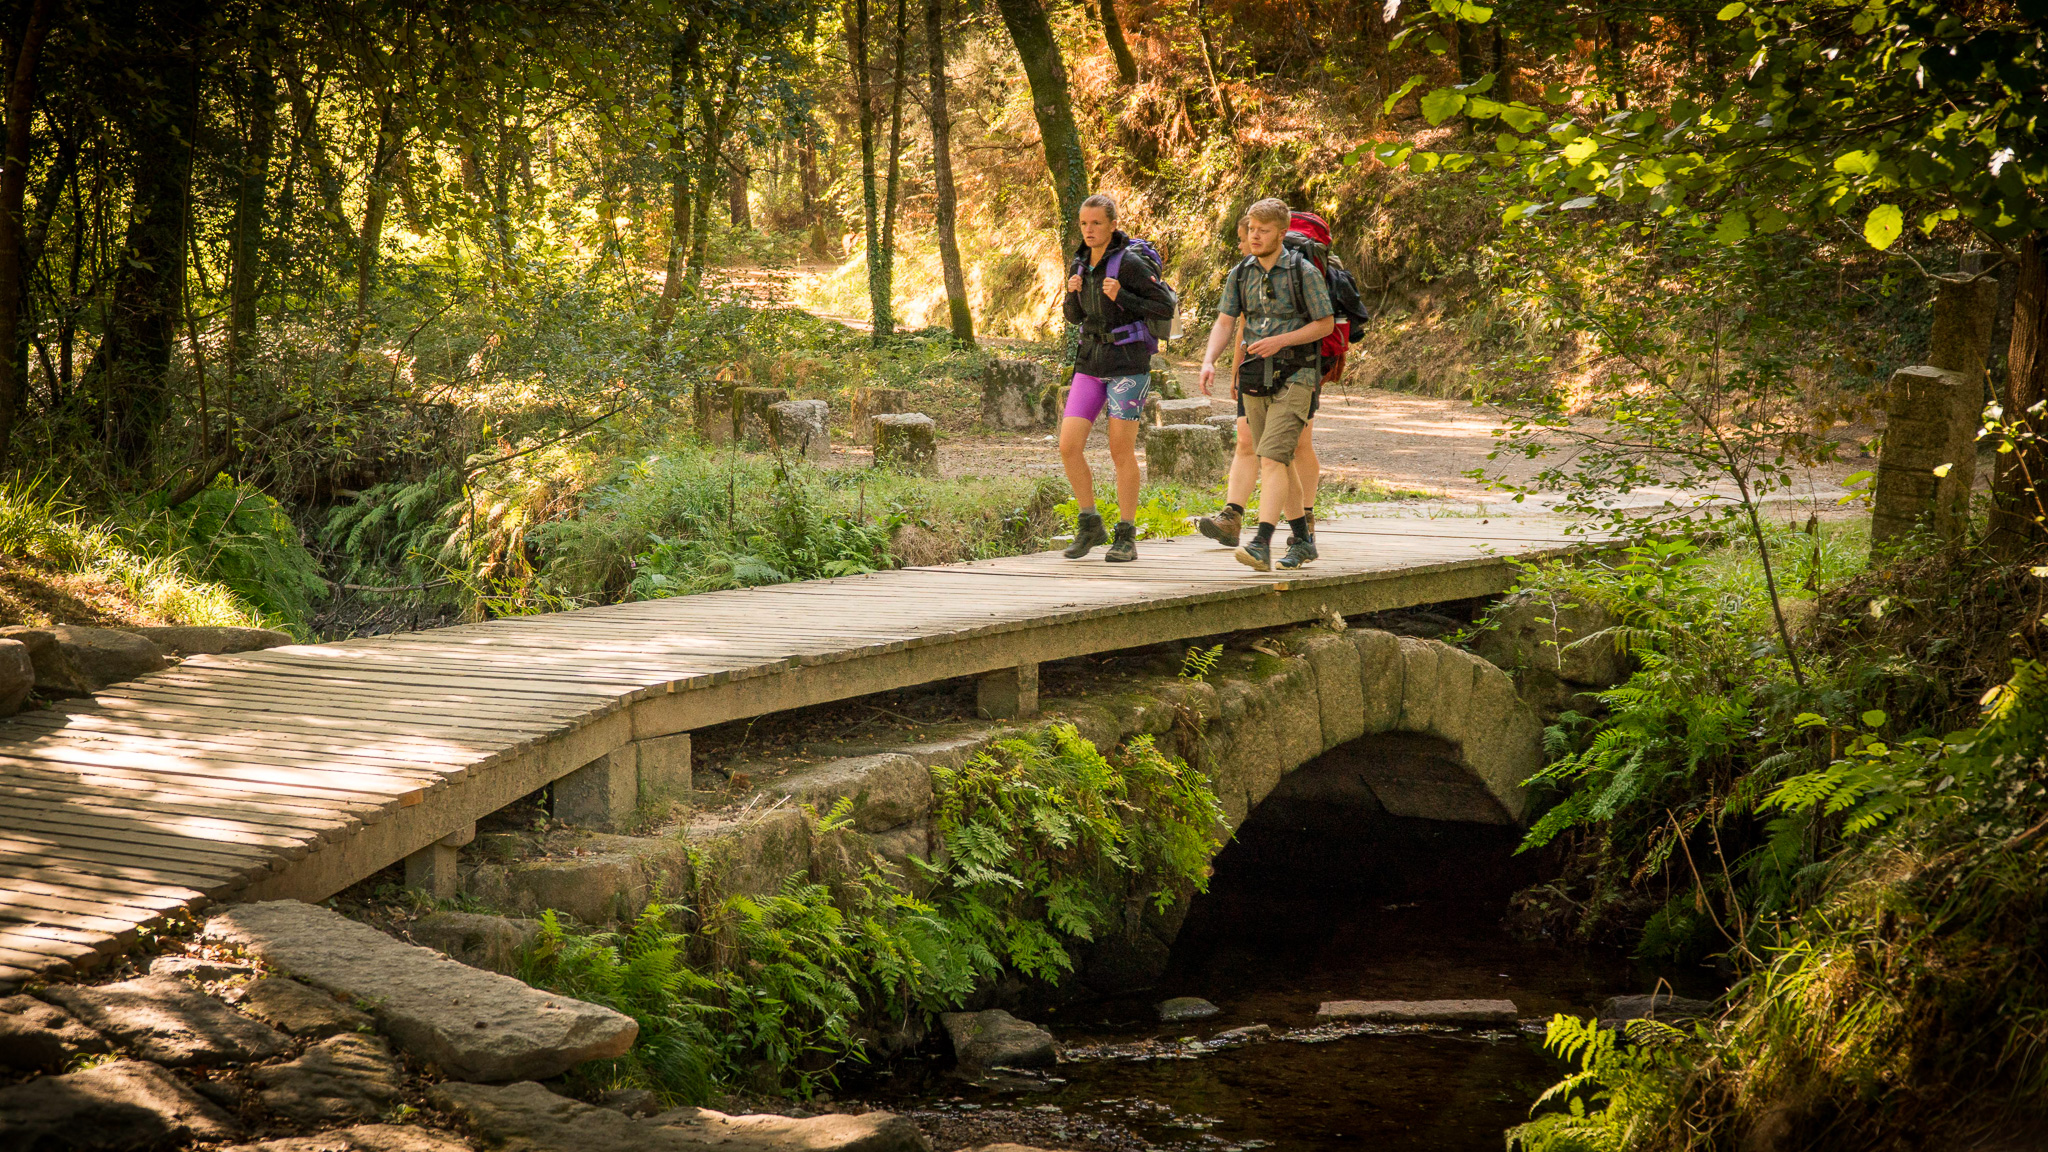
[1059,193,1174,562]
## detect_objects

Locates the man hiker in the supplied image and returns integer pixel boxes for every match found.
[1197,198,1334,572]
[1059,192,1174,563]
[1201,215,1324,551]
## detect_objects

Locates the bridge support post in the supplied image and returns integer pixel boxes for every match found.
[555,748,638,831]
[403,823,474,900]
[976,662,1039,720]
[635,733,692,812]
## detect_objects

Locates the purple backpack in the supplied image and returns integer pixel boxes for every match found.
[1074,238,1179,352]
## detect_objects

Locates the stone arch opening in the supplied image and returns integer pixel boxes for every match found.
[1157,731,1548,997]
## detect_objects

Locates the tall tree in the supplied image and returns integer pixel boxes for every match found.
[926,0,971,343]
[992,0,1089,256]
[225,27,277,445]
[650,21,702,338]
[0,0,53,470]
[1189,0,1234,131]
[848,0,892,338]
[878,0,907,306]
[1100,0,1137,85]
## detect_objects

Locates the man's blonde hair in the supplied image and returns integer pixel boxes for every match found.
[1246,198,1290,229]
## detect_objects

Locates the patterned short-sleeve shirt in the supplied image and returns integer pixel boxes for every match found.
[1217,249,1334,350]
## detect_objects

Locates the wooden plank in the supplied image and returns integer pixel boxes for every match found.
[0,745,442,803]
[0,754,396,818]
[0,915,131,949]
[133,672,609,725]
[0,846,245,893]
[101,684,578,736]
[8,710,488,771]
[0,805,296,864]
[76,698,521,751]
[0,861,210,904]
[0,779,355,842]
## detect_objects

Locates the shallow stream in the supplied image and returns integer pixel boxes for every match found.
[850,749,1705,1152]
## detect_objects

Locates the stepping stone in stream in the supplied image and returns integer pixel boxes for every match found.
[431,1081,931,1152]
[942,1008,1056,1070]
[1156,996,1221,1023]
[204,900,637,1082]
[40,975,293,1067]
[1315,999,1519,1025]
[0,1059,242,1148]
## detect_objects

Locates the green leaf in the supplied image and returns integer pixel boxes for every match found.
[1561,137,1600,165]
[1560,196,1599,210]
[1755,205,1791,234]
[1424,32,1449,54]
[1498,104,1545,133]
[1715,1,1746,17]
[1712,210,1750,244]
[1382,76,1424,115]
[1833,150,1879,176]
[1407,150,1442,173]
[1420,89,1467,125]
[1863,203,1904,250]
[1861,709,1887,729]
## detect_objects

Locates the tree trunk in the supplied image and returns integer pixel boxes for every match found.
[727,158,750,229]
[1991,232,2048,554]
[799,119,824,258]
[684,61,740,288]
[1188,0,1234,132]
[0,0,50,471]
[926,0,972,343]
[226,39,276,442]
[849,0,892,339]
[651,24,699,337]
[88,52,198,473]
[340,99,400,381]
[1100,0,1137,85]
[879,0,907,301]
[993,0,1090,257]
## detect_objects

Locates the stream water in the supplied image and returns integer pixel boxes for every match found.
[850,742,1704,1152]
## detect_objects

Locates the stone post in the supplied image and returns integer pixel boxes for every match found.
[981,359,1051,430]
[1147,424,1229,484]
[694,382,737,445]
[732,387,790,449]
[634,732,692,813]
[1927,270,2000,534]
[1872,365,1972,547]
[554,747,638,831]
[768,399,831,462]
[873,412,939,476]
[1158,397,1212,426]
[977,662,1039,719]
[851,387,909,441]
[1205,413,1239,445]
[403,823,474,900]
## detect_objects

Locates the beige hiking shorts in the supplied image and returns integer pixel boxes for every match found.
[1241,374,1317,465]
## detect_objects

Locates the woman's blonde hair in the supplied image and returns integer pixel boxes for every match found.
[1079,193,1118,221]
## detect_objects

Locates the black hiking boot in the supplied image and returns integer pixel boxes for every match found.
[1064,511,1108,559]
[1197,505,1244,547]
[1235,537,1273,572]
[1277,535,1319,570]
[1105,521,1138,563]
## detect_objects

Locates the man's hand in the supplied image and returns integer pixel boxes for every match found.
[1244,334,1289,359]
[1067,273,1083,293]
[1198,361,1216,395]
[1101,277,1121,301]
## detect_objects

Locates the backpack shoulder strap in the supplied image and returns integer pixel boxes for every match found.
[1106,249,1123,281]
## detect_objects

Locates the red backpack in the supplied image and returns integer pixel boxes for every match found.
[1282,211,1350,382]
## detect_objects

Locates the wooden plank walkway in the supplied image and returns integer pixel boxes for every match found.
[0,515,1596,988]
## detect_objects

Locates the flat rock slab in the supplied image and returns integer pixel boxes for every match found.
[223,1124,475,1152]
[204,901,636,1082]
[0,993,111,1072]
[1155,997,1220,1024]
[0,1058,242,1148]
[407,912,543,976]
[40,974,292,1067]
[431,1081,930,1152]
[150,954,259,982]
[941,1009,1056,1069]
[1315,999,1519,1025]
[254,1034,406,1124]
[228,976,376,1039]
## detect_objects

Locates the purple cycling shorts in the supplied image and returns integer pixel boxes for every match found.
[1066,372,1152,422]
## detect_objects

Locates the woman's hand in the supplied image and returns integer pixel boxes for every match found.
[1101,277,1121,301]
[1067,274,1083,293]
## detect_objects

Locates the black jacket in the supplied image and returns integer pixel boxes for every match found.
[1062,231,1173,378]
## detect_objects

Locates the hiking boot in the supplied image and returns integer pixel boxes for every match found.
[1235,537,1273,572]
[1277,535,1319,570]
[1197,505,1244,547]
[1105,521,1138,563]
[1064,511,1108,559]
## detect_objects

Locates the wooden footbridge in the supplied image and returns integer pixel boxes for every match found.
[0,516,1594,988]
